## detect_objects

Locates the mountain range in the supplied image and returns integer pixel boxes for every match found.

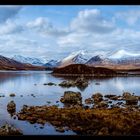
[56,50,140,68]
[12,55,46,66]
[8,49,140,69]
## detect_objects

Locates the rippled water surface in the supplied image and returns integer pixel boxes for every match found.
[0,71,140,135]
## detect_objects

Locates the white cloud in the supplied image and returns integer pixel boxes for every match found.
[27,17,69,37]
[0,7,140,60]
[0,20,23,35]
[70,9,115,34]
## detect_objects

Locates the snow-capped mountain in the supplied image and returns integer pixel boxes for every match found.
[108,50,140,65]
[44,60,59,68]
[11,49,140,68]
[108,50,140,59]
[86,55,111,65]
[58,50,92,67]
[12,55,46,66]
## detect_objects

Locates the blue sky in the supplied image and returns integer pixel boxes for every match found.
[0,6,140,60]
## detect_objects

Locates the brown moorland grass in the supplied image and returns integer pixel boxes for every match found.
[17,105,140,136]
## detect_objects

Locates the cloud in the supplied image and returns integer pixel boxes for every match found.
[0,6,140,60]
[70,9,115,34]
[0,20,23,35]
[116,10,140,26]
[0,6,22,23]
[27,17,69,37]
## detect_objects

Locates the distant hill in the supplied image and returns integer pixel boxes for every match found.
[52,64,117,76]
[0,55,45,70]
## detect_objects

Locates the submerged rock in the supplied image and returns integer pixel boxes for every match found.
[60,91,82,105]
[44,82,56,86]
[0,95,5,97]
[95,82,100,85]
[31,94,36,97]
[104,94,116,99]
[9,93,16,97]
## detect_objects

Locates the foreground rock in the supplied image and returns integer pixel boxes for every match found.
[7,101,16,115]
[60,91,82,106]
[0,124,22,136]
[123,92,138,105]
[125,95,138,105]
[93,101,108,109]
[92,93,103,103]
[17,105,140,136]
[123,92,132,99]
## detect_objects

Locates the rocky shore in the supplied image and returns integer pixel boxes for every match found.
[15,91,140,136]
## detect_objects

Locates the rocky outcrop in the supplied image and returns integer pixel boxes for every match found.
[92,93,103,103]
[59,76,88,88]
[60,91,82,105]
[52,64,117,76]
[17,104,140,136]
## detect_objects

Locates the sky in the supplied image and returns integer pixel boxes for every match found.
[0,5,140,60]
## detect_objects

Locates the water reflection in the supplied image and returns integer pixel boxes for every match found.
[0,71,140,135]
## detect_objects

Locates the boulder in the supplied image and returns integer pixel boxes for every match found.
[60,91,82,105]
[96,101,108,108]
[125,95,138,105]
[59,81,73,87]
[74,76,88,87]
[7,101,16,114]
[92,93,103,103]
[95,83,100,85]
[123,92,131,99]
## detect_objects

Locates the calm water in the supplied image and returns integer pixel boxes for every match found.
[0,71,140,135]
